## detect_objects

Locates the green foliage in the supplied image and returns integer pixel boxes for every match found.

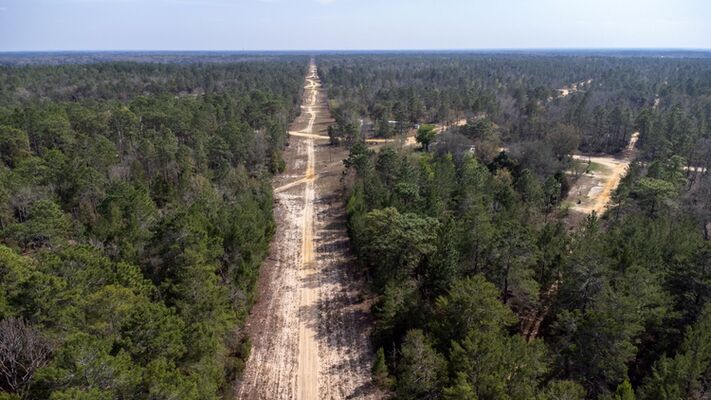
[0,245,33,318]
[0,60,306,398]
[358,207,439,290]
[434,275,517,342]
[443,374,478,400]
[462,118,494,140]
[4,52,711,400]
[639,305,711,400]
[397,330,447,399]
[37,334,142,399]
[0,126,31,168]
[635,178,679,215]
[372,347,394,389]
[549,303,639,394]
[143,358,199,400]
[1,199,72,249]
[614,379,636,400]
[342,85,710,397]
[542,380,586,400]
[449,330,548,400]
[416,124,437,151]
[437,275,548,399]
[93,182,157,261]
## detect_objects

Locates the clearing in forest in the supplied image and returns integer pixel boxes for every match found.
[566,132,639,216]
[363,118,468,146]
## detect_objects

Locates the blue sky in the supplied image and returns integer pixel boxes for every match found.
[1,0,709,51]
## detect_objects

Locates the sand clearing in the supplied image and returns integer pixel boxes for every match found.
[568,132,639,215]
[554,79,593,99]
[364,118,467,146]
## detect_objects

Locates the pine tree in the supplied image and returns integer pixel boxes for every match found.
[371,347,393,389]
[614,379,636,400]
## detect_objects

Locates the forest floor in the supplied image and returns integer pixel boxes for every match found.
[565,132,640,217]
[236,63,381,400]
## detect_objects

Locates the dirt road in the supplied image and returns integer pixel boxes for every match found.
[237,63,379,400]
[568,132,639,215]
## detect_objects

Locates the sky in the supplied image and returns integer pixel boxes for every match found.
[0,0,710,51]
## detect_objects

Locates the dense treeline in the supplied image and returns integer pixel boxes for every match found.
[345,145,711,399]
[0,52,306,66]
[0,59,307,399]
[335,54,711,399]
[320,54,711,159]
[0,61,305,106]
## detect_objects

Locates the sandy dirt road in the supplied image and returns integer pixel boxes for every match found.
[567,132,639,215]
[237,63,379,400]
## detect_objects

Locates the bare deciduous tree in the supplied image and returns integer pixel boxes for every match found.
[0,318,52,396]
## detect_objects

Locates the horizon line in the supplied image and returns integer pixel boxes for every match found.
[2,47,711,54]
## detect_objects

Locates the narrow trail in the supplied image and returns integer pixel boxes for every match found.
[237,63,379,400]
